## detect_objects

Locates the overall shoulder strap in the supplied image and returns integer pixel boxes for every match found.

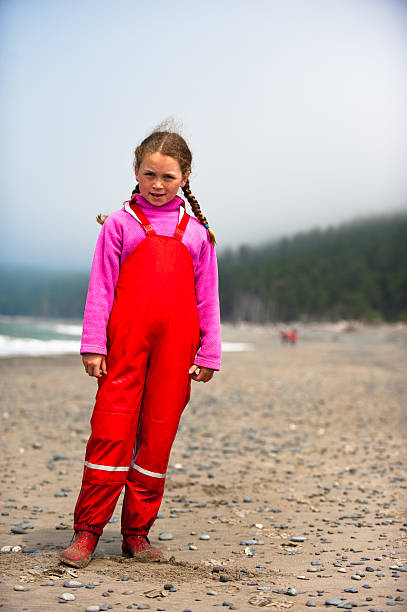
[127,202,156,236]
[173,207,190,241]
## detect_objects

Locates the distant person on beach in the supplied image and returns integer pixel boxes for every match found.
[280,329,298,344]
[60,128,221,568]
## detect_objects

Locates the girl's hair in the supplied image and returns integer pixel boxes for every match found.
[131,130,216,245]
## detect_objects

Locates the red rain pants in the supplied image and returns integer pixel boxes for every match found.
[74,204,200,536]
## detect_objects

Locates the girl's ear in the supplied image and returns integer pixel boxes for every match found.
[134,165,139,181]
[181,170,191,188]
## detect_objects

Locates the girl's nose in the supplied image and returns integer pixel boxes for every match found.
[153,177,163,189]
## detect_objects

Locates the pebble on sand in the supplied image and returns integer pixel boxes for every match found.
[158,532,173,541]
[11,527,26,534]
[59,593,76,601]
[63,580,84,588]
[286,587,297,596]
[14,585,29,591]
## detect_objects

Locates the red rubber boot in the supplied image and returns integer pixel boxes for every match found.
[122,535,163,562]
[59,531,99,568]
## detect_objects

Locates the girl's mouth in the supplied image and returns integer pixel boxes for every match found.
[150,193,165,198]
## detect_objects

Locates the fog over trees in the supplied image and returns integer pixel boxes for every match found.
[1,212,406,323]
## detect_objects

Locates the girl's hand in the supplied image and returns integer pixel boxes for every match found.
[82,353,107,378]
[189,365,214,383]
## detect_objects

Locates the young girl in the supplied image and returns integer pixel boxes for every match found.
[60,129,221,568]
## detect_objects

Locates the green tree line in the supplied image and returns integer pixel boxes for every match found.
[219,212,407,322]
[0,268,89,319]
[1,212,406,322]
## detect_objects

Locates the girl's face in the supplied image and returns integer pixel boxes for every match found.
[135,152,190,207]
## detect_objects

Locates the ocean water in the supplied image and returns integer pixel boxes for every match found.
[0,316,251,357]
[0,316,82,357]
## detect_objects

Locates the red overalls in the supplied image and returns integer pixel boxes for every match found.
[74,203,200,536]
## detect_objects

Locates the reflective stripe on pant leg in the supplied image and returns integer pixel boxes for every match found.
[73,409,139,535]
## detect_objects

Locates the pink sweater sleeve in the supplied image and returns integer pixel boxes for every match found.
[80,216,122,355]
[193,239,222,371]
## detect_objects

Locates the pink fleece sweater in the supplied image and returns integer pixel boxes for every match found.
[80,195,221,370]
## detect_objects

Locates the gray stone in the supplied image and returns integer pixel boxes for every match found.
[63,580,84,588]
[60,593,75,601]
[14,585,29,591]
[158,532,173,541]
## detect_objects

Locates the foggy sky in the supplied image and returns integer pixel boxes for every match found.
[1,0,407,269]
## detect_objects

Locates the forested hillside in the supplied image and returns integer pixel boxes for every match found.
[0,268,88,319]
[219,212,407,322]
[1,212,406,322]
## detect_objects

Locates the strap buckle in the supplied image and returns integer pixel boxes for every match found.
[174,227,184,240]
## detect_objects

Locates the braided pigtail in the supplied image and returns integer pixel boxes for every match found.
[182,181,216,245]
[96,213,108,225]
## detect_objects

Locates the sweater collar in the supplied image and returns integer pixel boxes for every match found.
[135,194,183,213]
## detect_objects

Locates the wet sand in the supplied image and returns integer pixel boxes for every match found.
[0,324,406,611]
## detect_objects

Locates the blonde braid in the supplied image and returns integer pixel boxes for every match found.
[182,181,216,245]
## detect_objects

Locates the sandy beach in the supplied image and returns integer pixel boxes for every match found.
[0,324,406,611]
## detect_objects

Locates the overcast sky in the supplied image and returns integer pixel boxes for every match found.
[1,0,406,269]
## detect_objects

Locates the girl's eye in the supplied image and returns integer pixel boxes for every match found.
[144,172,154,176]
[164,175,175,180]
